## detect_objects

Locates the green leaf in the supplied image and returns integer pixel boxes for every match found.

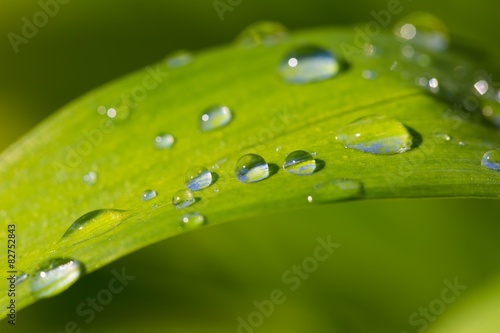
[1,24,499,318]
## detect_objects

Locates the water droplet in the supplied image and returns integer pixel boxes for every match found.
[166,50,193,68]
[200,105,233,132]
[362,70,377,80]
[154,133,175,149]
[278,45,341,84]
[97,105,107,115]
[307,179,364,203]
[283,150,317,175]
[481,150,500,171]
[363,44,378,57]
[433,132,451,142]
[185,166,213,191]
[61,209,131,242]
[237,21,288,48]
[15,272,29,286]
[335,115,413,155]
[172,190,196,209]
[235,154,269,183]
[428,77,439,93]
[142,189,157,202]
[394,12,449,51]
[106,101,131,121]
[82,171,97,186]
[179,212,206,230]
[30,258,84,299]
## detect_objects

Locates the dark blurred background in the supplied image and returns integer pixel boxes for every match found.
[2,1,500,332]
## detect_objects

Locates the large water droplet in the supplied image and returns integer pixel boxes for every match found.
[82,171,97,186]
[172,189,196,209]
[278,45,341,84]
[307,179,364,203]
[335,115,414,155]
[179,212,206,230]
[235,154,269,183]
[31,258,84,299]
[283,150,317,175]
[185,166,213,191]
[200,105,233,132]
[394,12,449,52]
[142,189,157,202]
[61,209,131,242]
[166,50,193,68]
[481,150,500,171]
[237,21,288,48]
[154,133,175,149]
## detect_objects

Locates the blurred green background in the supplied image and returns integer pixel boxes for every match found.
[1,0,499,332]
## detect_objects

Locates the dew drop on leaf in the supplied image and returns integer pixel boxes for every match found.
[335,115,414,155]
[142,189,157,202]
[165,50,193,68]
[15,272,29,286]
[307,179,364,204]
[185,166,213,191]
[200,105,233,132]
[278,45,341,84]
[237,21,288,48]
[172,189,196,209]
[82,171,97,186]
[179,212,206,230]
[154,133,175,149]
[393,12,450,52]
[283,150,317,175]
[235,154,269,183]
[433,132,452,142]
[481,150,500,171]
[30,258,84,299]
[60,209,131,242]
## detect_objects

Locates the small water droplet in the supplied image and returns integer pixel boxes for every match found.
[235,154,269,183]
[154,133,175,149]
[179,212,206,230]
[363,44,378,57]
[278,45,341,84]
[142,189,157,202]
[82,171,97,186]
[106,101,131,121]
[237,21,288,48]
[307,179,364,203]
[362,70,377,80]
[283,150,317,175]
[172,190,196,209]
[275,145,282,152]
[97,105,107,115]
[458,141,466,147]
[335,115,413,155]
[428,77,439,93]
[394,12,449,51]
[433,132,451,142]
[61,209,131,242]
[200,105,233,132]
[31,258,84,299]
[15,272,29,286]
[481,150,500,171]
[185,166,213,191]
[166,50,193,68]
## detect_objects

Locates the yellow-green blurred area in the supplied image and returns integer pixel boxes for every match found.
[1,0,500,332]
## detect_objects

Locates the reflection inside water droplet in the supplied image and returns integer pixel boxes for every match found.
[283,150,317,175]
[278,45,341,84]
[335,115,414,155]
[235,154,269,183]
[481,150,500,171]
[31,258,84,299]
[185,166,213,191]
